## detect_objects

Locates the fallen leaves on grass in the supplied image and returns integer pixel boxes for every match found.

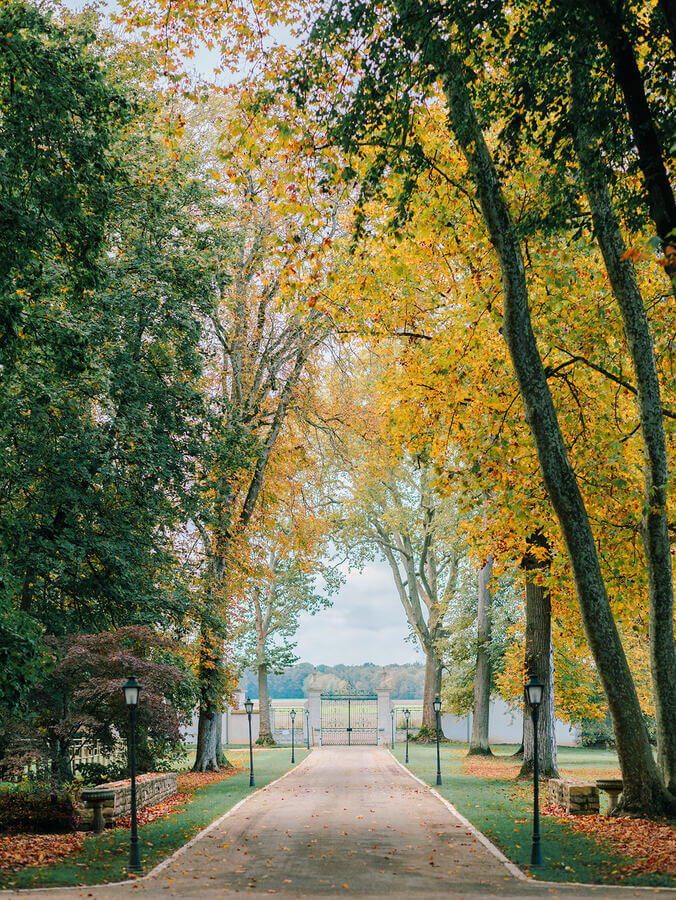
[116,793,189,828]
[544,804,676,877]
[1,764,246,873]
[461,756,521,780]
[177,765,242,793]
[0,834,84,872]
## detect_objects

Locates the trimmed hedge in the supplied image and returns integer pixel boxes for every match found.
[0,784,80,833]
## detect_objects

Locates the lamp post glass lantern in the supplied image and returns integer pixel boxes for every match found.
[123,677,142,874]
[525,676,544,867]
[244,697,255,787]
[433,696,442,786]
[290,709,296,763]
[404,708,410,764]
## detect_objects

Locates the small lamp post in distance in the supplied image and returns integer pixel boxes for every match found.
[525,675,544,867]
[290,708,296,764]
[391,708,395,747]
[305,707,310,750]
[123,676,143,875]
[433,696,442,786]
[404,708,411,764]
[244,697,255,787]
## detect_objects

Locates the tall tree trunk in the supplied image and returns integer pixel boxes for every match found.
[469,556,493,755]
[257,662,275,744]
[571,77,676,793]
[582,0,676,241]
[438,46,670,813]
[193,610,225,772]
[49,737,73,786]
[519,538,559,779]
[193,705,221,772]
[421,649,444,734]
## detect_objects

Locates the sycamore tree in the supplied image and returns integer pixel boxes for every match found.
[286,0,675,814]
[234,427,338,744]
[186,96,344,770]
[320,361,466,736]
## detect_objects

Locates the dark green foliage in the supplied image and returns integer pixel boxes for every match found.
[0,783,80,834]
[75,760,129,787]
[0,1,126,362]
[0,6,220,736]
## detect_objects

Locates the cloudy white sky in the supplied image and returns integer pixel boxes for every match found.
[295,561,422,666]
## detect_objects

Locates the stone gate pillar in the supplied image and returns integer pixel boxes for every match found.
[307,670,322,746]
[376,669,394,745]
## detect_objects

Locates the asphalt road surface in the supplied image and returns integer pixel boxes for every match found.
[3,746,674,900]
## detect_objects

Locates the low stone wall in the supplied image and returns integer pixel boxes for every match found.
[80,772,177,829]
[548,778,599,815]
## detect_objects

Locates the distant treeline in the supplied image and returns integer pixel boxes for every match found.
[239,662,425,699]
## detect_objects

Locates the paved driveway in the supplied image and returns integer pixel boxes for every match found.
[3,747,674,899]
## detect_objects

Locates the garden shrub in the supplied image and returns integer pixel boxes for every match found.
[0,783,80,833]
[76,760,128,787]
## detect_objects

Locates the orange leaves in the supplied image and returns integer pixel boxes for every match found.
[545,808,676,878]
[0,833,84,872]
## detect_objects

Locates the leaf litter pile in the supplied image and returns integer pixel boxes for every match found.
[544,806,676,878]
[0,834,84,872]
[461,753,675,879]
[0,764,243,872]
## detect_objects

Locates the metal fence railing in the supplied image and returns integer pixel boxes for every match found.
[392,705,424,729]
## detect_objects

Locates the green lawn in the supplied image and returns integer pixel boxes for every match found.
[394,743,674,888]
[0,748,308,890]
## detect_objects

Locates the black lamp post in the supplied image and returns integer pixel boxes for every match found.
[525,675,544,867]
[305,707,310,750]
[404,708,410,764]
[290,708,296,764]
[123,676,142,875]
[391,708,395,747]
[244,697,255,787]
[433,696,442,786]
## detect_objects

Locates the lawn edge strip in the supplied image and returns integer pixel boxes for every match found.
[391,750,676,894]
[387,749,528,883]
[0,750,312,897]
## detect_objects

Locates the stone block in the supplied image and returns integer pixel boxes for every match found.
[81,773,178,829]
[547,778,599,815]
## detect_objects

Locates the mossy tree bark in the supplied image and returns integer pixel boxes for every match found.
[519,535,558,779]
[257,663,274,745]
[436,45,670,813]
[580,0,676,243]
[469,556,493,755]
[571,68,676,793]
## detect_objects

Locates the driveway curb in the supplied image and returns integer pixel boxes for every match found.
[390,749,676,894]
[0,750,313,896]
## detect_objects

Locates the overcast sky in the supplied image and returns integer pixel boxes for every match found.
[295,561,422,666]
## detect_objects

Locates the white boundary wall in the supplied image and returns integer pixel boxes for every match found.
[183,695,578,747]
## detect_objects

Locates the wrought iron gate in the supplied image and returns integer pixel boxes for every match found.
[320,693,378,745]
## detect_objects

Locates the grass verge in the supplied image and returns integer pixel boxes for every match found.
[0,748,308,890]
[394,743,674,888]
